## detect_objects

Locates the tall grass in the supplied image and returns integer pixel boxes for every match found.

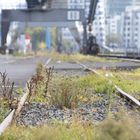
[97,69,140,99]
[47,74,115,109]
[36,50,118,62]
[1,118,139,140]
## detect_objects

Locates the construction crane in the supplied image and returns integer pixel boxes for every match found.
[82,0,99,55]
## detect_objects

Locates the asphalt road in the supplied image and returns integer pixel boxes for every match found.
[48,60,140,70]
[0,55,49,87]
[1,55,140,88]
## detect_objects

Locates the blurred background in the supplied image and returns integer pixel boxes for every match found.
[0,0,140,56]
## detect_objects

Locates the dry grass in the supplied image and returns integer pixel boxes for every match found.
[27,63,53,103]
[0,72,17,122]
[97,68,140,100]
[1,117,139,140]
[36,50,119,63]
[27,65,115,109]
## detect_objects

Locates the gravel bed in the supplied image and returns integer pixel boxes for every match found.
[54,70,90,78]
[16,93,140,126]
[16,93,109,126]
[16,62,140,126]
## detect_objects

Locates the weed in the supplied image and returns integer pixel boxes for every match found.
[47,74,115,109]
[15,87,24,95]
[96,118,140,140]
[97,69,140,99]
[76,74,115,95]
[27,63,53,103]
[36,50,119,63]
[0,72,14,100]
[0,72,17,110]
[1,117,140,140]
[48,77,87,109]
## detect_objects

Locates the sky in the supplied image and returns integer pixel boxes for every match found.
[0,0,27,13]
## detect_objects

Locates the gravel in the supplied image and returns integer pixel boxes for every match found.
[16,93,140,126]
[16,93,109,126]
[16,61,140,126]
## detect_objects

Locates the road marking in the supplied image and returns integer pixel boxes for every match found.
[1,60,15,64]
[0,85,19,88]
[44,58,52,67]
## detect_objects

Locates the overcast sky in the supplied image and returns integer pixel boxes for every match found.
[0,0,27,13]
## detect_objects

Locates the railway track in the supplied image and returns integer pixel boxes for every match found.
[0,57,140,134]
[76,61,140,108]
[98,54,140,61]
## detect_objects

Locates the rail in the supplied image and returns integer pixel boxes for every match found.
[77,61,140,108]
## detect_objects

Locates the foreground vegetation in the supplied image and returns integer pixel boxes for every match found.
[97,68,140,100]
[27,63,114,109]
[36,51,120,63]
[0,72,17,123]
[1,61,140,139]
[1,117,139,140]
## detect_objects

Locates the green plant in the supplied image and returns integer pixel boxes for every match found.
[48,74,115,109]
[27,63,53,103]
[0,72,18,110]
[15,87,23,95]
[0,100,10,123]
[1,117,140,140]
[77,74,115,95]
[48,77,87,109]
[96,118,140,140]
[97,69,140,100]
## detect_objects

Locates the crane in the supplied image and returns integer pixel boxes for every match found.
[82,0,99,55]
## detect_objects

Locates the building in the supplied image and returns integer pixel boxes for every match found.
[51,0,68,8]
[68,0,90,18]
[106,0,140,16]
[106,15,121,35]
[93,0,106,47]
[62,0,90,51]
[121,6,140,54]
[106,0,132,15]
[105,15,122,47]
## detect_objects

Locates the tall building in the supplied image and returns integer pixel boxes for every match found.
[51,0,67,8]
[68,0,91,18]
[106,0,132,15]
[107,15,121,35]
[63,0,91,49]
[121,6,140,54]
[93,0,106,47]
[106,15,121,46]
[107,0,140,15]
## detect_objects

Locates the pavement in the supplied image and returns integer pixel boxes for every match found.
[1,55,140,88]
[82,61,140,70]
[48,60,140,71]
[0,55,49,87]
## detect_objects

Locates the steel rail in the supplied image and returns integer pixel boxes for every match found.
[98,54,140,62]
[76,61,140,108]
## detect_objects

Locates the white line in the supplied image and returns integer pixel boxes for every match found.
[44,58,52,67]
[1,60,15,64]
[1,85,19,88]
